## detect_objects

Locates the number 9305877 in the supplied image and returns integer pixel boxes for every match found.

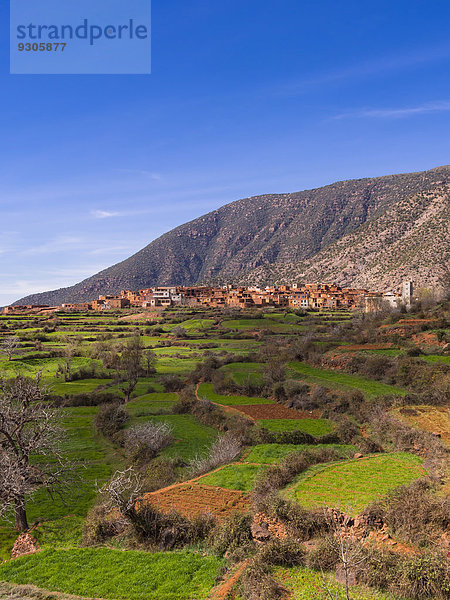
[18,42,67,52]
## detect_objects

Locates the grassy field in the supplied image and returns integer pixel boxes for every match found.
[289,452,425,513]
[127,392,179,418]
[288,361,407,397]
[198,464,266,491]
[420,354,450,364]
[244,443,357,464]
[50,377,112,395]
[221,317,306,332]
[126,413,217,461]
[0,548,222,600]
[219,362,265,385]
[198,383,273,405]
[274,566,395,600]
[258,418,334,436]
[0,356,97,380]
[0,306,443,600]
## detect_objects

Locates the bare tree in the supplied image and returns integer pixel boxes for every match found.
[264,357,286,384]
[172,326,187,339]
[0,374,68,531]
[188,433,241,476]
[1,337,20,361]
[114,335,145,402]
[124,422,174,460]
[320,509,369,600]
[99,467,143,521]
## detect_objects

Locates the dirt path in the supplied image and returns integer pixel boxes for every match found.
[208,560,249,600]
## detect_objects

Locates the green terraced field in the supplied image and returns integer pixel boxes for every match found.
[0,356,97,380]
[0,548,222,600]
[126,413,217,461]
[50,377,112,396]
[219,362,265,385]
[222,318,306,332]
[275,566,395,600]
[198,463,266,491]
[127,392,179,420]
[289,452,424,513]
[288,361,407,397]
[198,383,273,405]
[244,443,357,464]
[420,354,450,364]
[258,418,334,436]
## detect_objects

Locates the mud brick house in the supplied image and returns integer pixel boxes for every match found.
[3,305,50,314]
[61,303,92,311]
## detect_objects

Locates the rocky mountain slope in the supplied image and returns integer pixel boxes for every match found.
[15,166,450,305]
[239,183,450,292]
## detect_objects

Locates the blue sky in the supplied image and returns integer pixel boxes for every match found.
[1,0,450,305]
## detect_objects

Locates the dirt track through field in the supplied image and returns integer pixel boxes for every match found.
[208,560,250,600]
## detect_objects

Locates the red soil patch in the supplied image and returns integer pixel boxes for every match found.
[209,560,250,600]
[235,404,320,420]
[140,483,251,520]
[413,331,447,348]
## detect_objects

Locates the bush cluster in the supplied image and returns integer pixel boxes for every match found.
[124,422,174,466]
[188,433,241,476]
[94,403,129,442]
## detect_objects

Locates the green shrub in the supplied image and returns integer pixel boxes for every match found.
[241,560,285,600]
[94,403,128,441]
[394,554,450,599]
[208,513,253,557]
[258,539,305,567]
[131,503,216,549]
[143,457,178,492]
[82,503,123,545]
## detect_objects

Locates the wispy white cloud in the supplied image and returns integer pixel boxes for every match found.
[118,169,163,181]
[332,100,450,120]
[91,209,121,219]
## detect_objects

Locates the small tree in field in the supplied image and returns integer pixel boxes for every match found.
[1,336,20,361]
[320,508,369,600]
[0,374,68,531]
[143,349,156,377]
[114,335,145,402]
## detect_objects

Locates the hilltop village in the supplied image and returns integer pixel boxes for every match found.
[3,281,414,314]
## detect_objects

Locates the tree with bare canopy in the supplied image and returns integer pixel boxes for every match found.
[1,336,20,361]
[0,374,68,531]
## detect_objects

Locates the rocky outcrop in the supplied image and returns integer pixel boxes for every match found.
[11,533,39,559]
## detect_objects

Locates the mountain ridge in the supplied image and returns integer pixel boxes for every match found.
[13,165,450,306]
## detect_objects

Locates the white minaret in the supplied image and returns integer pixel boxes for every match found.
[402,281,413,305]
